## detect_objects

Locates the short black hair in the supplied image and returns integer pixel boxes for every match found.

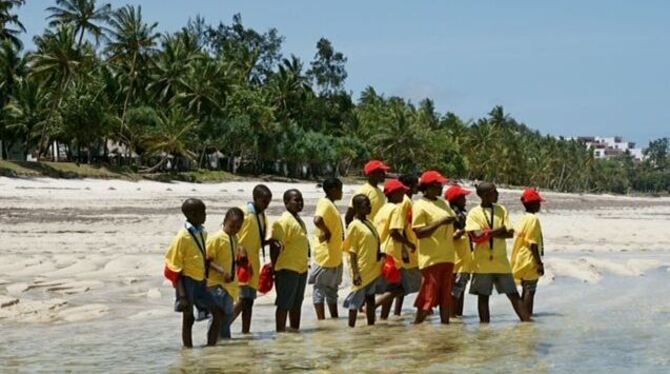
[181,198,205,216]
[352,194,369,210]
[476,182,495,198]
[399,174,419,188]
[322,177,343,193]
[283,188,302,203]
[224,207,244,223]
[253,184,272,199]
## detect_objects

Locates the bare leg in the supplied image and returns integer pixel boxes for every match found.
[241,298,253,334]
[327,303,339,318]
[181,309,195,348]
[348,309,357,327]
[207,309,223,346]
[439,298,450,325]
[314,303,326,320]
[289,304,302,330]
[365,295,376,325]
[456,293,465,316]
[276,308,288,332]
[478,295,490,323]
[449,295,459,318]
[522,287,536,316]
[393,294,404,316]
[507,292,532,322]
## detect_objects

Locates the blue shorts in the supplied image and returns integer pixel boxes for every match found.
[451,273,471,297]
[208,286,234,339]
[275,270,308,311]
[239,285,257,300]
[343,277,387,310]
[175,276,216,316]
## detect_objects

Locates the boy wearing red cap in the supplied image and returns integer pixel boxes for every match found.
[511,188,545,316]
[310,178,345,320]
[465,182,531,323]
[445,185,473,318]
[206,207,247,339]
[345,160,390,226]
[373,179,416,319]
[412,171,457,324]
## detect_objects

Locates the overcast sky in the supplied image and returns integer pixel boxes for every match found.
[17,0,670,147]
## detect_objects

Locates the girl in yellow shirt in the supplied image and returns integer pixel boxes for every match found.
[343,194,385,327]
[511,188,546,316]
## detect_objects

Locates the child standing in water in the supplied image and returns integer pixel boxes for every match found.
[392,174,421,316]
[270,189,310,332]
[445,185,473,318]
[310,178,345,320]
[206,207,247,339]
[343,194,385,327]
[511,188,546,316]
[345,160,390,226]
[164,198,223,347]
[466,182,531,323]
[412,171,457,324]
[233,184,272,334]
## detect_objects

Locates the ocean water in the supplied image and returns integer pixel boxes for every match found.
[2,267,669,373]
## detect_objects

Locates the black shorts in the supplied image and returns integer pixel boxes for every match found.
[275,270,308,311]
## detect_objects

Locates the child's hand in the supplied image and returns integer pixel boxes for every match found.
[238,246,248,258]
[406,242,416,252]
[353,273,362,286]
[401,248,410,264]
[319,231,331,243]
[223,272,234,282]
[536,263,545,276]
[175,296,189,312]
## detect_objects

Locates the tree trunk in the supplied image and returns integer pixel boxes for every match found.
[141,155,169,174]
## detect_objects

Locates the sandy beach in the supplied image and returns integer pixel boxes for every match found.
[1,177,670,372]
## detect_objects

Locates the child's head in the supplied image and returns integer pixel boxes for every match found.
[384,179,409,204]
[352,194,372,217]
[521,188,544,213]
[283,189,304,214]
[418,170,448,198]
[476,182,498,205]
[399,174,419,196]
[445,185,471,210]
[364,160,390,185]
[182,198,206,226]
[223,207,245,235]
[252,184,272,212]
[322,177,343,201]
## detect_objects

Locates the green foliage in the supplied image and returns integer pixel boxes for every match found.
[0,2,667,192]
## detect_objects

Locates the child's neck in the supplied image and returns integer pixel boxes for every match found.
[223,226,234,235]
[355,214,367,221]
[289,210,300,218]
[480,201,494,208]
[326,195,336,202]
[367,180,377,187]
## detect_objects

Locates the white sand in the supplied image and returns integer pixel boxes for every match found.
[1,176,669,324]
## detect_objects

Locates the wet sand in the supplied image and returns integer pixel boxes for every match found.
[1,177,669,372]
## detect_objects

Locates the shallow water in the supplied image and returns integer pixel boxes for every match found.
[2,268,669,373]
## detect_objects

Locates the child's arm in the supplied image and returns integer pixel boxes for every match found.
[530,243,544,275]
[208,261,233,282]
[175,277,189,311]
[414,216,454,239]
[344,207,355,227]
[453,229,466,239]
[314,216,332,242]
[349,252,362,286]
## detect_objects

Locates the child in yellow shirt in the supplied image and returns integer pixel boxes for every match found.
[445,185,473,318]
[511,188,545,316]
[163,198,223,347]
[345,160,390,226]
[269,189,310,332]
[206,207,247,339]
[343,194,385,327]
[310,178,345,320]
[466,182,531,323]
[233,184,272,334]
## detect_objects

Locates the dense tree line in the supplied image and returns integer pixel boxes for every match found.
[1,0,668,193]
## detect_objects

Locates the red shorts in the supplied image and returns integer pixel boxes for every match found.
[414,262,454,311]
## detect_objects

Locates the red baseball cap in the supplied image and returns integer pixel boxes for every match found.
[445,185,471,202]
[419,170,448,186]
[521,188,545,203]
[364,160,391,175]
[384,179,409,196]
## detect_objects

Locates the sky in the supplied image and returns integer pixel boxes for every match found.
[16,0,670,147]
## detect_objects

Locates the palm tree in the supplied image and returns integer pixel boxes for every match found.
[0,39,25,158]
[105,5,159,142]
[140,107,197,173]
[148,33,200,105]
[46,0,112,47]
[30,25,84,159]
[0,0,25,49]
[4,79,49,159]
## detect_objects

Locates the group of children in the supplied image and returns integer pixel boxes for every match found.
[163,160,546,347]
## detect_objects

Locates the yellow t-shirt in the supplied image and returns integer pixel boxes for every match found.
[511,213,544,281]
[465,204,512,274]
[164,228,208,282]
[453,233,473,274]
[412,197,456,269]
[237,204,268,289]
[401,195,419,269]
[344,219,382,291]
[350,183,385,221]
[271,212,310,274]
[313,197,344,268]
[375,202,407,268]
[206,230,240,300]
